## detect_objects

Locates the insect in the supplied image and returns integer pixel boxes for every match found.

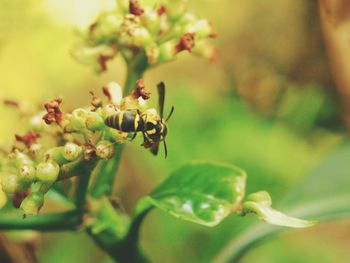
[104,82,174,157]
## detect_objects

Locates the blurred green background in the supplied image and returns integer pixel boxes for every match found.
[1,0,350,262]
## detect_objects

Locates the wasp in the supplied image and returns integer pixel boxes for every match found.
[105,82,174,157]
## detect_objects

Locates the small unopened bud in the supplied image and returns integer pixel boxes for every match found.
[132,27,152,47]
[91,13,123,41]
[36,161,59,184]
[19,164,36,183]
[69,108,88,131]
[86,111,105,131]
[12,151,32,168]
[184,19,215,39]
[158,41,176,63]
[96,140,115,159]
[0,173,21,195]
[29,143,43,158]
[142,10,161,35]
[63,143,82,161]
[45,147,66,165]
[115,0,129,13]
[20,192,44,216]
[30,112,47,131]
[167,0,188,20]
[71,44,116,72]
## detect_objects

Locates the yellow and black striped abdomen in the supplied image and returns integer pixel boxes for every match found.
[105,111,143,132]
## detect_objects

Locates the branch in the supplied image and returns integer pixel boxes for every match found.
[87,198,153,263]
[75,158,98,208]
[0,210,81,231]
[90,145,124,199]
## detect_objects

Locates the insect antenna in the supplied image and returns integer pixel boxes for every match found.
[163,140,168,158]
[165,106,174,122]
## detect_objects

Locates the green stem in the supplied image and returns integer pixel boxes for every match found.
[0,210,81,231]
[75,159,98,208]
[118,199,153,262]
[90,145,124,199]
[87,198,153,263]
[125,52,149,94]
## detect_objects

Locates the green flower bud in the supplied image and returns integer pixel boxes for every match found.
[183,19,214,39]
[45,147,66,165]
[69,108,88,131]
[11,151,32,168]
[63,143,82,161]
[29,111,47,131]
[20,192,44,216]
[115,0,129,13]
[96,140,115,159]
[36,161,59,183]
[86,111,105,131]
[0,185,7,209]
[29,143,43,159]
[141,9,165,35]
[92,12,123,41]
[178,13,196,26]
[167,0,188,20]
[132,27,152,47]
[71,44,116,72]
[19,164,36,183]
[0,173,21,195]
[158,41,176,63]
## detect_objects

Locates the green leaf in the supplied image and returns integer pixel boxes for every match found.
[242,191,317,228]
[148,162,247,227]
[212,141,350,263]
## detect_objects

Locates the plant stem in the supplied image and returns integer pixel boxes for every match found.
[75,159,98,208]
[0,210,81,231]
[125,53,149,94]
[87,198,153,263]
[90,145,124,199]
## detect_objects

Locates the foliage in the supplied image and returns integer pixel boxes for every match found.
[0,0,328,262]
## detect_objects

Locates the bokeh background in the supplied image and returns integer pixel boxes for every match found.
[1,0,350,262]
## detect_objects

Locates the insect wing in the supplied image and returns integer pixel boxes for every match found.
[157,82,165,118]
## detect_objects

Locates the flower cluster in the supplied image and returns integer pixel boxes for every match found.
[0,81,152,216]
[72,0,216,72]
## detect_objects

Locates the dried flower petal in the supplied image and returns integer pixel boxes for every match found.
[129,0,144,16]
[15,132,41,148]
[131,79,151,100]
[43,98,63,125]
[175,33,195,53]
